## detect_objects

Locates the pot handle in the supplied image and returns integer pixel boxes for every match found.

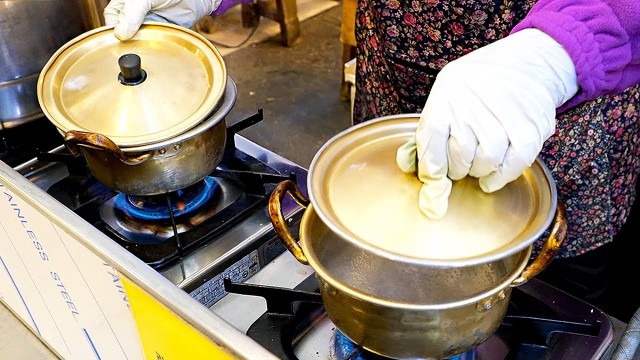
[510,201,568,287]
[268,180,311,265]
[64,130,152,165]
[476,202,568,312]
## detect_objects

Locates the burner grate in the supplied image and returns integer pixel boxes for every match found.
[333,330,478,360]
[223,277,615,360]
[0,119,63,167]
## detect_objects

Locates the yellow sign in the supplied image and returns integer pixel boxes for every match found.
[121,277,237,360]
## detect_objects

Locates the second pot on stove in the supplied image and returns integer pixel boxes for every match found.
[269,114,567,359]
[37,23,231,195]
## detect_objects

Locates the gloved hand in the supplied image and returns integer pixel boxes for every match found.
[104,0,223,40]
[396,28,579,219]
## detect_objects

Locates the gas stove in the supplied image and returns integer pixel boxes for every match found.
[13,108,308,310]
[214,250,626,360]
[0,119,63,168]
[3,103,630,359]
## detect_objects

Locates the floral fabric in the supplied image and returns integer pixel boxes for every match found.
[353,0,640,258]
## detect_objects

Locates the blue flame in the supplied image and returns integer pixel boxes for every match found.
[113,177,216,221]
[334,330,475,360]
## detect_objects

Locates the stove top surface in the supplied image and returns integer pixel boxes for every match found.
[0,119,63,167]
[12,110,309,309]
[219,252,618,360]
[40,145,293,269]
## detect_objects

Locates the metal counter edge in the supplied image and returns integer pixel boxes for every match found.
[0,157,279,360]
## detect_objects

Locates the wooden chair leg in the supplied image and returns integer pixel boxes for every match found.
[340,44,356,102]
[275,0,300,47]
[241,3,260,28]
[241,0,300,47]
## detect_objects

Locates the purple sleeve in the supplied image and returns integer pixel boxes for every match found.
[211,0,253,16]
[511,0,640,110]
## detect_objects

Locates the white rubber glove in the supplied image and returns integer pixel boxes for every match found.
[396,28,579,219]
[104,0,221,40]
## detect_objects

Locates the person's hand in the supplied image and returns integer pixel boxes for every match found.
[104,0,222,40]
[396,28,579,219]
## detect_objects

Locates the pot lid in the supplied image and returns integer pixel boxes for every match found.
[308,115,557,265]
[37,22,227,147]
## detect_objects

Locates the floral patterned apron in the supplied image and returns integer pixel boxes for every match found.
[353,0,640,258]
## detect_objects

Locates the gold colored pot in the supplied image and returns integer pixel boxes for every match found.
[62,78,236,195]
[268,114,567,359]
[37,23,230,195]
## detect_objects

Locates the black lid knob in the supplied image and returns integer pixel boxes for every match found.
[118,53,146,85]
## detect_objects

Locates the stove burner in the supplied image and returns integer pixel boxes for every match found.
[26,109,303,269]
[334,330,476,360]
[225,277,616,360]
[115,178,216,221]
[99,176,243,245]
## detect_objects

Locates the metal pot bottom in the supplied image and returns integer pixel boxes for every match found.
[318,275,511,359]
[81,119,226,195]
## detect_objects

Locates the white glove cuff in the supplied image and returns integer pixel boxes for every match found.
[506,29,579,108]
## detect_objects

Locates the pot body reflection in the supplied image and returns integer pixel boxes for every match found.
[63,78,236,195]
[319,275,512,359]
[75,120,226,195]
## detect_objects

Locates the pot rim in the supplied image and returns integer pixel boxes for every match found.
[307,113,558,267]
[56,77,237,152]
[117,77,236,152]
[301,224,533,310]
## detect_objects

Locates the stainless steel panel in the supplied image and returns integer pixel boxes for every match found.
[0,157,278,359]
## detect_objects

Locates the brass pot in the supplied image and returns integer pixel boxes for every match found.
[62,78,236,195]
[268,114,568,359]
[37,23,229,195]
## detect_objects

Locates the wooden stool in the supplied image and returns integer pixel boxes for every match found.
[340,0,357,101]
[241,0,300,47]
